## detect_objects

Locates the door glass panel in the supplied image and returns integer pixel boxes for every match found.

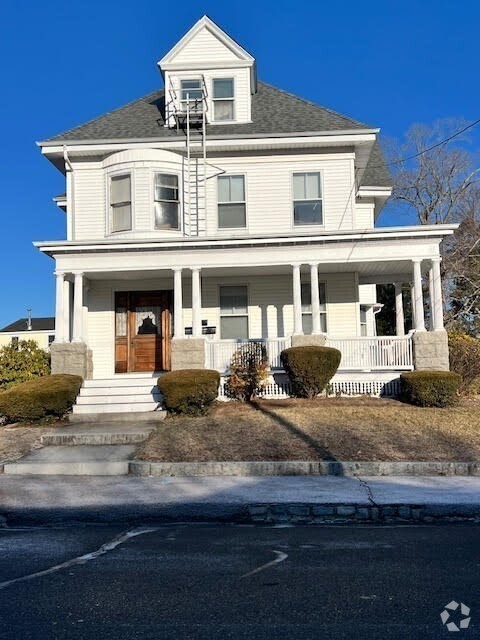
[115,307,127,336]
[136,307,162,335]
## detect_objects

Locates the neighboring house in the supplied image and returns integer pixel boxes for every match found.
[0,317,55,350]
[35,16,456,414]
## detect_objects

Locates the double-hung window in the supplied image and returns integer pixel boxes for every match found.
[301,282,327,334]
[154,174,179,230]
[217,175,246,228]
[110,174,132,232]
[219,285,249,339]
[293,172,323,225]
[181,79,202,103]
[360,305,368,336]
[212,78,234,121]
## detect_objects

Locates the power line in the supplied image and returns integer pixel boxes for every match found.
[363,117,480,171]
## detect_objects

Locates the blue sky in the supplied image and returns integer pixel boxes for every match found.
[0,0,478,326]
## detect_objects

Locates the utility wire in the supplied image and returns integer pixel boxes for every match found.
[362,117,480,171]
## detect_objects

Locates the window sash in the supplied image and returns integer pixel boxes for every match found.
[154,174,179,230]
[181,79,202,102]
[301,282,327,333]
[293,172,323,226]
[110,175,132,232]
[218,175,246,228]
[213,78,234,121]
[219,285,248,339]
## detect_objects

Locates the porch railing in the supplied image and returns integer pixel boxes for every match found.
[325,335,413,371]
[205,337,292,373]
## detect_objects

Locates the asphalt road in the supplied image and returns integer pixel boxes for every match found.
[0,523,478,639]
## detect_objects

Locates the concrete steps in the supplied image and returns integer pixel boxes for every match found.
[41,423,156,446]
[72,375,165,416]
[3,445,136,476]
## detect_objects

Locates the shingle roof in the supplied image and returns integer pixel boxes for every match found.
[44,81,391,188]
[0,317,55,333]
[45,81,371,142]
[361,140,392,187]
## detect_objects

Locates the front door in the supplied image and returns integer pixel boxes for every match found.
[115,291,172,373]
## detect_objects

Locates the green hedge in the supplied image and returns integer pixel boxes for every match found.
[0,374,83,422]
[158,369,220,416]
[280,346,341,399]
[400,370,461,408]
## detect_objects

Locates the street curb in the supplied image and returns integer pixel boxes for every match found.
[130,460,480,477]
[2,502,480,527]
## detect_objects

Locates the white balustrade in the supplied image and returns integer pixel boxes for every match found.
[325,336,413,370]
[205,337,292,373]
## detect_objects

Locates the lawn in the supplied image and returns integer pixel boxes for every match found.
[136,397,480,462]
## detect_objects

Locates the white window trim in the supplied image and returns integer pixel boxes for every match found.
[218,283,250,340]
[106,170,134,236]
[153,171,182,232]
[301,280,328,333]
[211,77,236,123]
[216,173,248,231]
[291,170,325,229]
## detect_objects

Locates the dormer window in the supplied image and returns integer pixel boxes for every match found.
[212,78,234,121]
[181,79,203,104]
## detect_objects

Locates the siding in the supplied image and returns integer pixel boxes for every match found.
[86,272,358,377]
[355,199,375,228]
[72,163,105,240]
[172,27,241,64]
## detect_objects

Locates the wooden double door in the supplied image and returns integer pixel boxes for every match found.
[115,291,173,373]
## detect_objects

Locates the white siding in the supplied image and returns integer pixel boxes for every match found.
[86,272,359,377]
[206,152,355,234]
[172,27,241,65]
[71,150,356,241]
[355,199,375,228]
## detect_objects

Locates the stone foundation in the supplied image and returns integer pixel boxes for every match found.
[50,342,93,379]
[413,330,449,371]
[171,338,206,370]
[291,334,327,347]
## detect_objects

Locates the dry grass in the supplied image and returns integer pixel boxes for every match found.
[136,396,480,462]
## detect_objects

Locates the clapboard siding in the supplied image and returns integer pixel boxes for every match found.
[173,28,240,64]
[86,272,359,377]
[355,200,375,228]
[72,164,105,240]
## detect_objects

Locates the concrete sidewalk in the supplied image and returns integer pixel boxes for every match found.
[1,475,480,525]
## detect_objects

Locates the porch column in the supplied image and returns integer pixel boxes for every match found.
[310,263,322,334]
[173,268,183,338]
[292,263,303,335]
[412,259,426,332]
[431,257,444,331]
[191,267,202,338]
[63,277,71,342]
[54,271,66,343]
[393,282,405,337]
[72,271,84,342]
[428,266,435,330]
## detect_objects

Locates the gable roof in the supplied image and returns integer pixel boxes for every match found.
[44,81,371,143]
[360,140,391,187]
[159,15,255,68]
[0,317,55,333]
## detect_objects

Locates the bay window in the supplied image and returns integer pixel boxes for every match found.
[110,174,132,232]
[293,172,323,225]
[155,173,179,230]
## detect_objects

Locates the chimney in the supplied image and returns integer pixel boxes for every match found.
[27,309,32,331]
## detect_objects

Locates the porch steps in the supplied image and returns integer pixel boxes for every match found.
[72,375,165,417]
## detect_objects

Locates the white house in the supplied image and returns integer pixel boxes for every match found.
[35,16,456,414]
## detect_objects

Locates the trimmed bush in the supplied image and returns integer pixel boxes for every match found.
[280,346,341,399]
[0,339,50,390]
[449,332,480,394]
[225,341,270,401]
[400,370,461,408]
[0,374,83,422]
[158,369,220,416]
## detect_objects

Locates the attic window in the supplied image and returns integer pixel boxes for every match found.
[213,78,234,122]
[181,79,202,102]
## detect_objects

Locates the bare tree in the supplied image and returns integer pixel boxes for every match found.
[385,119,480,333]
[389,119,479,225]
